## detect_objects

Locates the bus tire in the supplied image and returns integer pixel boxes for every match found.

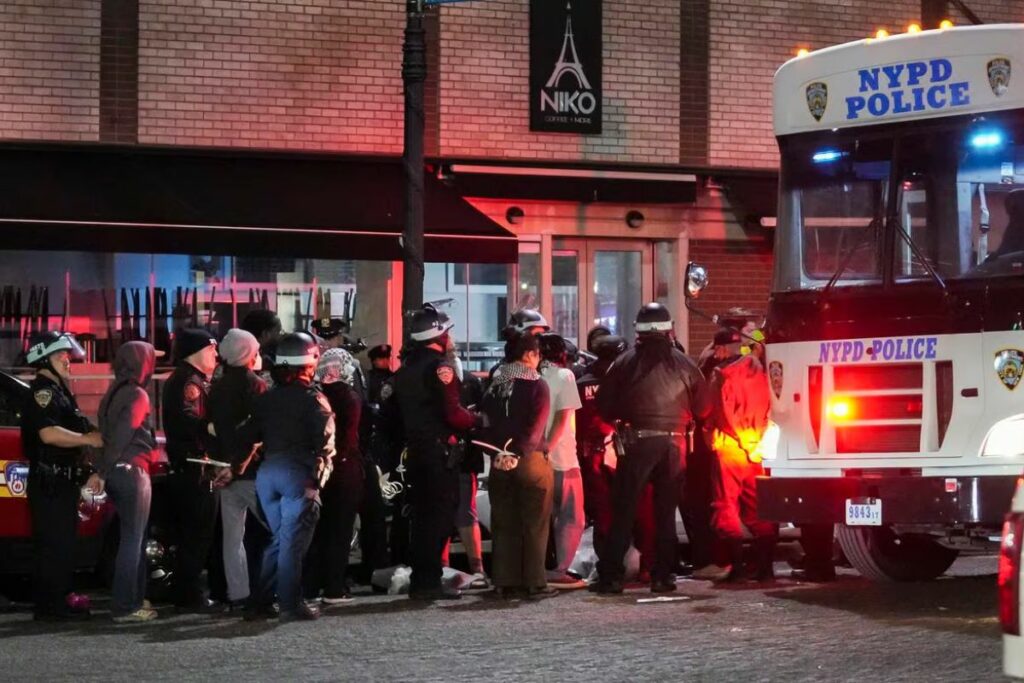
[836,524,959,581]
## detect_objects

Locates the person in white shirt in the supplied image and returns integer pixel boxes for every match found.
[539,333,586,589]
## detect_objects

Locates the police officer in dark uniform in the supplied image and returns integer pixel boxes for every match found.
[242,332,335,621]
[385,304,479,600]
[595,303,711,594]
[162,328,222,612]
[365,344,394,406]
[21,331,101,621]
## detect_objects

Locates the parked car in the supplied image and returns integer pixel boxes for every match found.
[0,369,173,599]
[1002,477,1024,679]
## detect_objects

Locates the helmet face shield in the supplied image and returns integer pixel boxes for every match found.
[26,332,86,365]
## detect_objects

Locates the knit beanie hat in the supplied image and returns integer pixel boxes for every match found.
[219,328,260,368]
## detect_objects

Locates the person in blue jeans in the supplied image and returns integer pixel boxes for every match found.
[91,341,162,623]
[240,333,335,622]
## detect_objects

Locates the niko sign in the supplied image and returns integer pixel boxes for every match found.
[530,0,602,134]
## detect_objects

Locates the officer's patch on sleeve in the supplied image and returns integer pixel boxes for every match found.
[436,366,455,385]
[184,383,201,402]
[33,389,53,408]
[380,383,393,401]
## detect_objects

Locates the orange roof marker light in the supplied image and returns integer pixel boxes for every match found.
[875,28,890,40]
[907,23,922,34]
[796,47,810,58]
[940,19,955,29]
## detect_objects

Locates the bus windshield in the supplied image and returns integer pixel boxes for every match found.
[774,109,1024,292]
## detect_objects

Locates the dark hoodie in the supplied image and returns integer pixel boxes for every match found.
[97,342,159,477]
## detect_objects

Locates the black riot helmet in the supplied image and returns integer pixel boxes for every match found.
[274,332,321,368]
[586,325,612,353]
[409,304,454,344]
[26,331,86,368]
[634,302,673,335]
[594,334,628,360]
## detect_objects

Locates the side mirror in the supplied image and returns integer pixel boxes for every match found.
[684,262,708,300]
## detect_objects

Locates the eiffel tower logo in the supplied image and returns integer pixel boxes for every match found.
[545,2,591,90]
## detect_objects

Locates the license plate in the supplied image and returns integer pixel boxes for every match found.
[845,498,882,526]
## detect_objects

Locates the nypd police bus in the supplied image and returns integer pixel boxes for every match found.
[755,23,1024,582]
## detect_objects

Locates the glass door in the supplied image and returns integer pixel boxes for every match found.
[554,239,653,345]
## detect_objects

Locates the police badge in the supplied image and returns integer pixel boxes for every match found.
[806,82,828,122]
[995,349,1024,390]
[768,361,784,399]
[988,58,1011,97]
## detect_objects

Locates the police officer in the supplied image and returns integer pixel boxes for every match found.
[706,332,778,582]
[385,304,479,600]
[365,344,394,406]
[21,331,101,620]
[162,327,222,612]
[594,303,711,594]
[243,332,335,621]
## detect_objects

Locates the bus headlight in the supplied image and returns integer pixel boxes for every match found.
[981,415,1024,457]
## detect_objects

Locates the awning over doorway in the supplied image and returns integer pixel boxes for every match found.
[0,142,518,263]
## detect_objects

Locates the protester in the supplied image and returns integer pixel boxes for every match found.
[94,341,161,623]
[207,328,268,609]
[305,348,364,605]
[481,333,554,599]
[538,333,585,590]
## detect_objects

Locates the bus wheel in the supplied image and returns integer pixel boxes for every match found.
[836,524,959,581]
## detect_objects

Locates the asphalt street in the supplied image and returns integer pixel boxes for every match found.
[0,556,1003,682]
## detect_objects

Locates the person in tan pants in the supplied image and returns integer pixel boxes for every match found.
[482,334,555,599]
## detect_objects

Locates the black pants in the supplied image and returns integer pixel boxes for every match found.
[305,456,365,599]
[405,441,458,593]
[357,455,390,581]
[170,466,220,606]
[680,434,714,568]
[597,436,683,584]
[28,469,79,616]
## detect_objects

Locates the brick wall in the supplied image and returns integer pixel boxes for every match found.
[0,0,100,141]
[438,0,680,163]
[708,0,920,169]
[136,0,404,152]
[687,238,773,352]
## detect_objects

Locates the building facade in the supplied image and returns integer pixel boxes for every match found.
[1,0,1023,387]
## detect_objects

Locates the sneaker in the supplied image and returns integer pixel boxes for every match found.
[524,586,560,601]
[650,578,677,594]
[466,572,490,590]
[113,608,158,624]
[547,574,587,590]
[321,593,354,606]
[692,564,732,581]
[280,603,320,622]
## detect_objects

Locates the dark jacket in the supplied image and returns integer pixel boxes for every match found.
[162,362,211,467]
[387,346,477,444]
[575,358,615,457]
[321,381,362,463]
[481,362,550,458]
[596,335,711,432]
[21,373,92,466]
[243,380,336,471]
[208,365,268,478]
[97,342,159,477]
[459,371,486,474]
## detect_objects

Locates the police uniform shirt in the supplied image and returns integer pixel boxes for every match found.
[162,362,211,466]
[21,374,90,465]
[392,348,476,443]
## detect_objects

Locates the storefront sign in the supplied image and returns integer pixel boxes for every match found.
[530,0,602,134]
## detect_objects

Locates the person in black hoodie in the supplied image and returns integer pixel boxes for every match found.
[481,333,553,599]
[207,328,268,609]
[304,347,364,605]
[93,341,162,622]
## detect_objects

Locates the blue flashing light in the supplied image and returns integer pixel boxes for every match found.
[970,130,1005,149]
[812,149,845,164]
